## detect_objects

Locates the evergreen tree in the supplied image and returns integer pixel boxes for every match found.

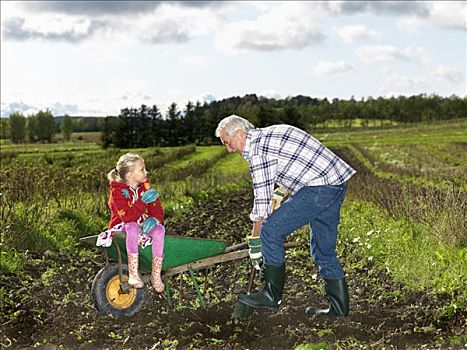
[193,102,210,145]
[100,116,119,148]
[114,107,136,148]
[136,104,153,147]
[257,104,278,127]
[149,105,163,146]
[282,106,305,129]
[183,101,196,144]
[165,103,181,146]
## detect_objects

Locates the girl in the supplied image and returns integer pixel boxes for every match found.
[107,153,165,293]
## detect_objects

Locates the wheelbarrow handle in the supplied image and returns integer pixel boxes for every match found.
[223,241,249,253]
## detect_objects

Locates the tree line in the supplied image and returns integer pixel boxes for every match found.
[101,93,467,147]
[2,93,466,146]
[3,110,73,143]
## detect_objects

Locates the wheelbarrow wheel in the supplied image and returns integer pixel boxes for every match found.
[91,264,145,317]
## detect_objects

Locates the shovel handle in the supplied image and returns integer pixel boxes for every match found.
[246,266,256,294]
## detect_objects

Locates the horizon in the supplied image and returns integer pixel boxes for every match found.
[1,1,466,118]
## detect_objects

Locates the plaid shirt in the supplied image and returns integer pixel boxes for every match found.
[242,125,355,221]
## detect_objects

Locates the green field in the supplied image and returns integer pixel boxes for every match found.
[1,120,466,348]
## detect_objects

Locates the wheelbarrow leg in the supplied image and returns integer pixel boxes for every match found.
[164,279,172,307]
[187,267,207,309]
[115,244,131,293]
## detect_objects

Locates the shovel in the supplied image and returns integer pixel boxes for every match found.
[231,265,257,319]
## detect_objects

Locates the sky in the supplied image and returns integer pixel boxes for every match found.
[1,1,466,117]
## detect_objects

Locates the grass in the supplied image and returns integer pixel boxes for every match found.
[349,143,467,190]
[159,145,224,169]
[315,119,467,148]
[0,141,100,154]
[205,152,249,176]
[295,342,329,350]
[336,199,467,325]
[338,201,467,300]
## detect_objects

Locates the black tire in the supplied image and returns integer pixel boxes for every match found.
[91,264,146,317]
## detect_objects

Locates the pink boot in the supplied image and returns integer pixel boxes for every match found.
[151,257,164,293]
[127,253,144,288]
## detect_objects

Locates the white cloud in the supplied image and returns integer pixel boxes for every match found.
[258,90,284,100]
[430,2,467,31]
[126,5,196,44]
[399,2,467,32]
[336,25,381,43]
[179,55,210,66]
[322,1,465,33]
[321,1,430,17]
[23,16,92,37]
[215,3,324,53]
[104,78,149,97]
[1,101,36,118]
[356,45,406,63]
[1,2,224,44]
[0,101,81,117]
[431,66,464,84]
[379,72,428,95]
[188,93,217,104]
[310,61,355,76]
[2,16,102,42]
[168,89,184,98]
[355,45,430,64]
[379,64,464,95]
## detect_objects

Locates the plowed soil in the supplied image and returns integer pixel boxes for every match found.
[1,188,465,349]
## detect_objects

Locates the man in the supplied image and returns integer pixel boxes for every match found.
[215,115,356,317]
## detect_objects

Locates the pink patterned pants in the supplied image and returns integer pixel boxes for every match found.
[123,222,165,257]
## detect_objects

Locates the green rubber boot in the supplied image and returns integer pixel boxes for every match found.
[306,278,349,317]
[238,263,285,311]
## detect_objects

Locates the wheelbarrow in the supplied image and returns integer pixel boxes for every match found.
[80,232,298,317]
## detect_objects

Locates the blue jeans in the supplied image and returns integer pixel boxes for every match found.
[260,183,348,280]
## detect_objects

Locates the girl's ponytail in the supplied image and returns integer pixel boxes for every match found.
[107,168,124,183]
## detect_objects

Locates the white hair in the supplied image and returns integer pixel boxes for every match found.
[215,115,255,137]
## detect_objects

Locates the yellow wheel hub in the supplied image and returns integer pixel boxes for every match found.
[106,275,137,309]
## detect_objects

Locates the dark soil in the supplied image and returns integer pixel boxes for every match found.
[1,187,465,349]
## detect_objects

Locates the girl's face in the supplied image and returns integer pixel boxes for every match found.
[126,159,147,187]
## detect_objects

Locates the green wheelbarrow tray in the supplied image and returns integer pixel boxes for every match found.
[80,232,250,277]
[102,232,230,273]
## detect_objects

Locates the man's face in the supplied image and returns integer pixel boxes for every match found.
[219,130,246,153]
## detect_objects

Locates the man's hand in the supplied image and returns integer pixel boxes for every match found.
[142,189,159,204]
[272,187,288,211]
[247,235,262,270]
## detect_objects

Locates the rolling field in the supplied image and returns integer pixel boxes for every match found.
[0,120,466,349]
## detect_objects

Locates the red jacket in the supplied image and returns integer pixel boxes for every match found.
[108,181,164,229]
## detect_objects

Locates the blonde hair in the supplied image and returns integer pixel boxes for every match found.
[107,153,144,183]
[215,114,255,137]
